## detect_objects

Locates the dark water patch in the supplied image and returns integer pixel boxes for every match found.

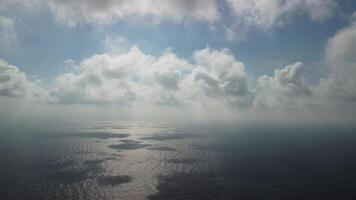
[109,140,150,150]
[38,159,104,184]
[82,159,104,174]
[149,172,224,200]
[109,143,150,150]
[91,125,129,130]
[191,143,237,152]
[142,133,202,141]
[38,160,75,171]
[166,158,201,164]
[147,146,176,151]
[84,159,104,166]
[119,139,139,143]
[45,170,89,184]
[97,175,132,186]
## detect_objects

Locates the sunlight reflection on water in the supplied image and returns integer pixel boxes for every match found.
[1,122,356,199]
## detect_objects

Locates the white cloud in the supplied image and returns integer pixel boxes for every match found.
[227,0,337,31]
[180,48,252,107]
[1,0,337,33]
[0,25,354,116]
[46,0,220,26]
[1,15,356,119]
[317,19,356,103]
[0,16,17,48]
[0,0,39,10]
[49,47,253,108]
[0,59,46,99]
[254,62,312,110]
[50,46,151,104]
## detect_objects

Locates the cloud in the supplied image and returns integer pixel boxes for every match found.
[0,16,17,48]
[46,0,220,26]
[49,47,252,107]
[50,47,150,104]
[1,0,337,34]
[254,62,312,110]
[0,59,45,99]
[0,0,39,10]
[179,48,252,107]
[1,16,356,119]
[226,0,337,31]
[317,18,356,104]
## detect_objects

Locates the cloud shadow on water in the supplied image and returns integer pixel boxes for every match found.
[97,175,132,186]
[109,140,150,150]
[141,132,202,141]
[39,159,105,184]
[147,146,176,151]
[166,158,201,164]
[149,172,224,200]
[45,170,89,184]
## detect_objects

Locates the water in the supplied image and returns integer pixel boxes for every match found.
[1,122,356,199]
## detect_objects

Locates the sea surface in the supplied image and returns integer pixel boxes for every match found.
[1,122,356,200]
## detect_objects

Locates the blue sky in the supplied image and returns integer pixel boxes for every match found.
[1,0,356,123]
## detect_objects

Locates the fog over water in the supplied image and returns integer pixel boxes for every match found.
[1,122,356,200]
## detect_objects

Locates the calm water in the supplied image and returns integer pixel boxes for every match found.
[1,122,356,200]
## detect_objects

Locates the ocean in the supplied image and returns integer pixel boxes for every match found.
[1,122,356,200]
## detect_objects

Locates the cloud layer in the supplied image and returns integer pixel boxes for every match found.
[0,0,337,33]
[227,0,337,31]
[0,6,355,121]
[47,0,220,26]
[1,15,355,116]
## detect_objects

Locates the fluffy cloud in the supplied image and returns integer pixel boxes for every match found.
[49,47,252,107]
[180,48,252,107]
[254,62,312,110]
[0,59,45,99]
[2,16,356,115]
[0,16,17,48]
[0,37,355,119]
[46,0,219,26]
[0,0,39,10]
[227,0,337,31]
[1,0,337,32]
[1,0,219,26]
[317,18,356,103]
[50,47,151,104]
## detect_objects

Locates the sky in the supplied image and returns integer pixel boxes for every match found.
[1,0,356,126]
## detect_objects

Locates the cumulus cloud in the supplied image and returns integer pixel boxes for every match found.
[180,48,252,107]
[46,0,220,26]
[1,0,337,33]
[49,47,252,108]
[317,18,356,103]
[0,59,45,99]
[227,0,337,31]
[1,15,356,118]
[254,62,312,110]
[0,16,17,48]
